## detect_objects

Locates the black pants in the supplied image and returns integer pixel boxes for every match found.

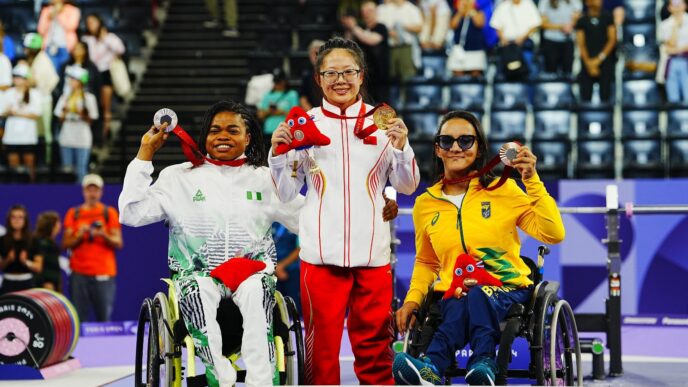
[542,39,574,74]
[578,59,615,103]
[0,277,35,295]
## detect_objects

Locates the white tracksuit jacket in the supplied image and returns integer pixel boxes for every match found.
[119,158,302,274]
[269,98,420,268]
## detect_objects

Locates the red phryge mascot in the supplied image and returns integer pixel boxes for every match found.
[274,106,330,155]
[443,254,503,299]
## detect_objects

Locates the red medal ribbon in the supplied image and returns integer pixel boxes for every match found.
[320,99,386,140]
[170,126,246,167]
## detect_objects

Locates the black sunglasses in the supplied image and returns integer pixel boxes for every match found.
[435,135,477,151]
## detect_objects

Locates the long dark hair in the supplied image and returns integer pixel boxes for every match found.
[432,110,495,188]
[35,211,60,240]
[86,13,106,37]
[313,37,372,104]
[4,204,32,248]
[68,41,93,67]
[197,100,267,167]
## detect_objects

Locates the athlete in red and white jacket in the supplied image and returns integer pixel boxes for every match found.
[269,37,420,385]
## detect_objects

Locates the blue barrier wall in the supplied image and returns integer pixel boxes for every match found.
[1,179,687,320]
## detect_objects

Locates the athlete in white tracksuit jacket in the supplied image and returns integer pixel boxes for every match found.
[268,38,421,385]
[119,101,302,386]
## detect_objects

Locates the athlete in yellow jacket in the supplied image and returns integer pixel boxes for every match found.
[394,111,565,385]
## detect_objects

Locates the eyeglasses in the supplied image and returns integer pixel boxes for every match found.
[319,69,361,84]
[435,135,477,151]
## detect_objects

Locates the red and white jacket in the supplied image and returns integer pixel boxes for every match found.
[269,98,420,268]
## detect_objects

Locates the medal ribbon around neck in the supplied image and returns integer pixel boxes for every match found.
[319,100,395,139]
[153,108,246,167]
[442,142,522,191]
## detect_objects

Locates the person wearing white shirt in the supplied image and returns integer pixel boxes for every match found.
[54,66,99,183]
[1,64,42,181]
[82,14,125,139]
[659,0,688,103]
[490,0,542,79]
[419,0,452,51]
[539,0,582,75]
[377,0,424,80]
[0,52,11,91]
[119,100,303,387]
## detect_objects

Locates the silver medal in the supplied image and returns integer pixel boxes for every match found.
[153,108,178,133]
[499,142,521,167]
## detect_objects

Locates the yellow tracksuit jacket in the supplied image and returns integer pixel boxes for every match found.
[404,173,565,306]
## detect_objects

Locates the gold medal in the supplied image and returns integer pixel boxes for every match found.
[373,104,396,131]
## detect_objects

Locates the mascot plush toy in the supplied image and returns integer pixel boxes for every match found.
[210,258,267,292]
[274,106,330,155]
[443,254,503,299]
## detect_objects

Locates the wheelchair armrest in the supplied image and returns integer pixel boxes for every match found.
[542,281,560,295]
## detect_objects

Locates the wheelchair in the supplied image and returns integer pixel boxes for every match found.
[135,278,305,386]
[402,246,583,385]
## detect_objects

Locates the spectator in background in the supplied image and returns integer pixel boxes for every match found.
[490,0,542,80]
[54,66,99,182]
[377,0,424,81]
[34,211,62,291]
[272,222,302,314]
[23,33,59,165]
[0,205,42,295]
[448,0,490,77]
[37,0,81,71]
[604,0,624,27]
[342,0,390,103]
[83,14,125,140]
[339,0,365,24]
[0,48,11,91]
[419,0,451,51]
[299,40,325,111]
[203,0,239,38]
[540,0,582,75]
[659,0,688,104]
[576,0,616,103]
[56,42,102,106]
[258,69,299,137]
[0,21,16,63]
[62,174,122,322]
[1,64,42,181]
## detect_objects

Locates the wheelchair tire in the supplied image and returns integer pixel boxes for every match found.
[153,293,175,386]
[135,298,162,387]
[533,291,574,386]
[284,296,305,385]
[549,299,583,386]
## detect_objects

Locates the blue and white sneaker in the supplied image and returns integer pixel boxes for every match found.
[465,356,497,386]
[393,353,443,385]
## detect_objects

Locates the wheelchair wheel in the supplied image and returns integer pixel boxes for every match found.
[153,293,175,386]
[135,298,161,386]
[274,291,305,385]
[549,299,583,386]
[533,291,577,386]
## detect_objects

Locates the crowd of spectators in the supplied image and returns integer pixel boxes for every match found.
[0,0,130,183]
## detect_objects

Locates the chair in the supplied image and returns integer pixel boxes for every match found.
[533,81,574,109]
[448,80,486,111]
[411,138,436,182]
[669,139,688,176]
[625,0,658,23]
[576,140,615,178]
[532,141,570,179]
[401,247,583,386]
[403,109,442,139]
[667,107,688,139]
[420,53,447,80]
[533,110,572,141]
[622,139,664,177]
[621,109,660,139]
[403,78,444,110]
[492,82,529,110]
[136,281,305,386]
[577,108,614,140]
[623,23,657,49]
[297,25,332,50]
[489,110,527,142]
[624,45,659,80]
[0,3,35,33]
[622,79,660,109]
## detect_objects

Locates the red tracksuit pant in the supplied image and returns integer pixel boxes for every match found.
[300,261,394,385]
